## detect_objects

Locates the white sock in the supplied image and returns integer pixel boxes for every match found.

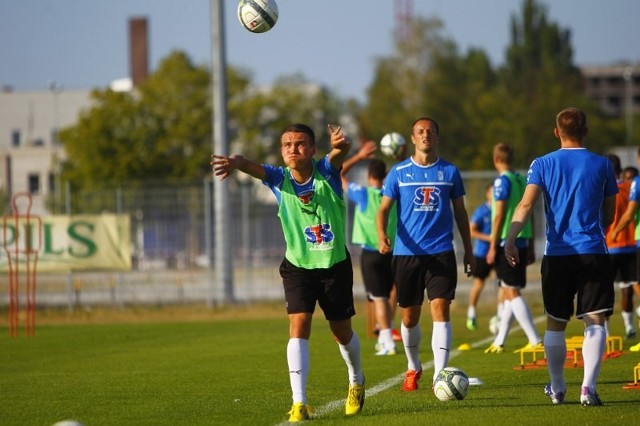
[543,330,566,393]
[287,338,309,404]
[431,321,452,383]
[338,332,364,385]
[379,328,395,350]
[497,302,504,318]
[467,306,476,318]
[509,296,540,345]
[581,325,606,392]
[401,323,422,372]
[493,300,513,346]
[622,311,634,330]
[604,318,610,337]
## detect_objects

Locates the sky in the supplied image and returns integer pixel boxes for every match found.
[1,0,639,102]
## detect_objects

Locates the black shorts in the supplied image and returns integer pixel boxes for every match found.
[541,254,614,321]
[495,246,527,288]
[610,252,637,284]
[472,255,494,280]
[279,253,355,321]
[392,251,457,308]
[360,249,394,299]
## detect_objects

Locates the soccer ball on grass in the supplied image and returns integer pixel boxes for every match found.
[433,367,469,401]
[237,0,279,33]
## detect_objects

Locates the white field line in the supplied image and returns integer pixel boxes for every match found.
[275,315,547,425]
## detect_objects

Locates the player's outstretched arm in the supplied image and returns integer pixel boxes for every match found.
[211,154,266,181]
[340,140,377,190]
[327,124,351,171]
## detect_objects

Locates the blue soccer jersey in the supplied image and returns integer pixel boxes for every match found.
[262,156,343,203]
[527,148,618,256]
[470,202,491,257]
[381,157,466,255]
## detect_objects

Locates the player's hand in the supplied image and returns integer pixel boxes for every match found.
[464,253,475,277]
[328,124,350,150]
[211,154,238,181]
[611,230,619,243]
[504,243,519,267]
[485,246,496,265]
[378,237,391,255]
[357,140,377,160]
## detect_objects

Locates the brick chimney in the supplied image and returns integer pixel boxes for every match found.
[129,17,149,87]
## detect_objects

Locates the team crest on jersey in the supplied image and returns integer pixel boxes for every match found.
[304,223,334,248]
[438,171,444,181]
[413,186,440,211]
[298,190,314,205]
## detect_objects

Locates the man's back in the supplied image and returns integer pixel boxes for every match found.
[528,148,618,255]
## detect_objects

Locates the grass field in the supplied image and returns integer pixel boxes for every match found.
[1,299,639,426]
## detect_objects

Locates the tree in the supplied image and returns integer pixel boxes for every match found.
[60,51,219,188]
[229,73,345,166]
[498,0,615,166]
[360,17,499,169]
[60,51,348,192]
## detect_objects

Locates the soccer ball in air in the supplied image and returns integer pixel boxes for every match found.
[237,0,279,33]
[379,132,406,158]
[433,367,469,401]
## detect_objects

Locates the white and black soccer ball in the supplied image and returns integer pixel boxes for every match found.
[237,0,279,33]
[433,367,469,401]
[379,132,406,158]
[489,315,500,335]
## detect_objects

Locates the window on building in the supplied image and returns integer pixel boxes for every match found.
[11,129,21,147]
[28,173,40,194]
[608,96,621,107]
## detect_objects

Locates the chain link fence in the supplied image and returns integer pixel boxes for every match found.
[2,170,545,309]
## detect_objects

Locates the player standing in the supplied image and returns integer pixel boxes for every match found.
[212,123,365,421]
[377,117,474,390]
[504,107,617,406]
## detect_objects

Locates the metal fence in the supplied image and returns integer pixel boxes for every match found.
[1,170,546,309]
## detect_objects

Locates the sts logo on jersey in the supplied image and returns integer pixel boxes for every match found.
[413,186,440,211]
[304,224,334,246]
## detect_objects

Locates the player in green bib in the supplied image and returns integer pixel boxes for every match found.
[485,142,541,354]
[212,123,365,422]
[341,140,399,356]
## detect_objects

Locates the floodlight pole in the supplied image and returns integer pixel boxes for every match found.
[210,0,234,305]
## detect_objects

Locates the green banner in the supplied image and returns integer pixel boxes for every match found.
[0,214,131,272]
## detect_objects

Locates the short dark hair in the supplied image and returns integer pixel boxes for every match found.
[412,117,440,135]
[606,153,622,176]
[281,123,315,145]
[494,143,514,165]
[556,107,587,141]
[368,159,387,180]
[623,166,639,179]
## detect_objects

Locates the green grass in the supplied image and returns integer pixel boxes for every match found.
[1,301,639,426]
